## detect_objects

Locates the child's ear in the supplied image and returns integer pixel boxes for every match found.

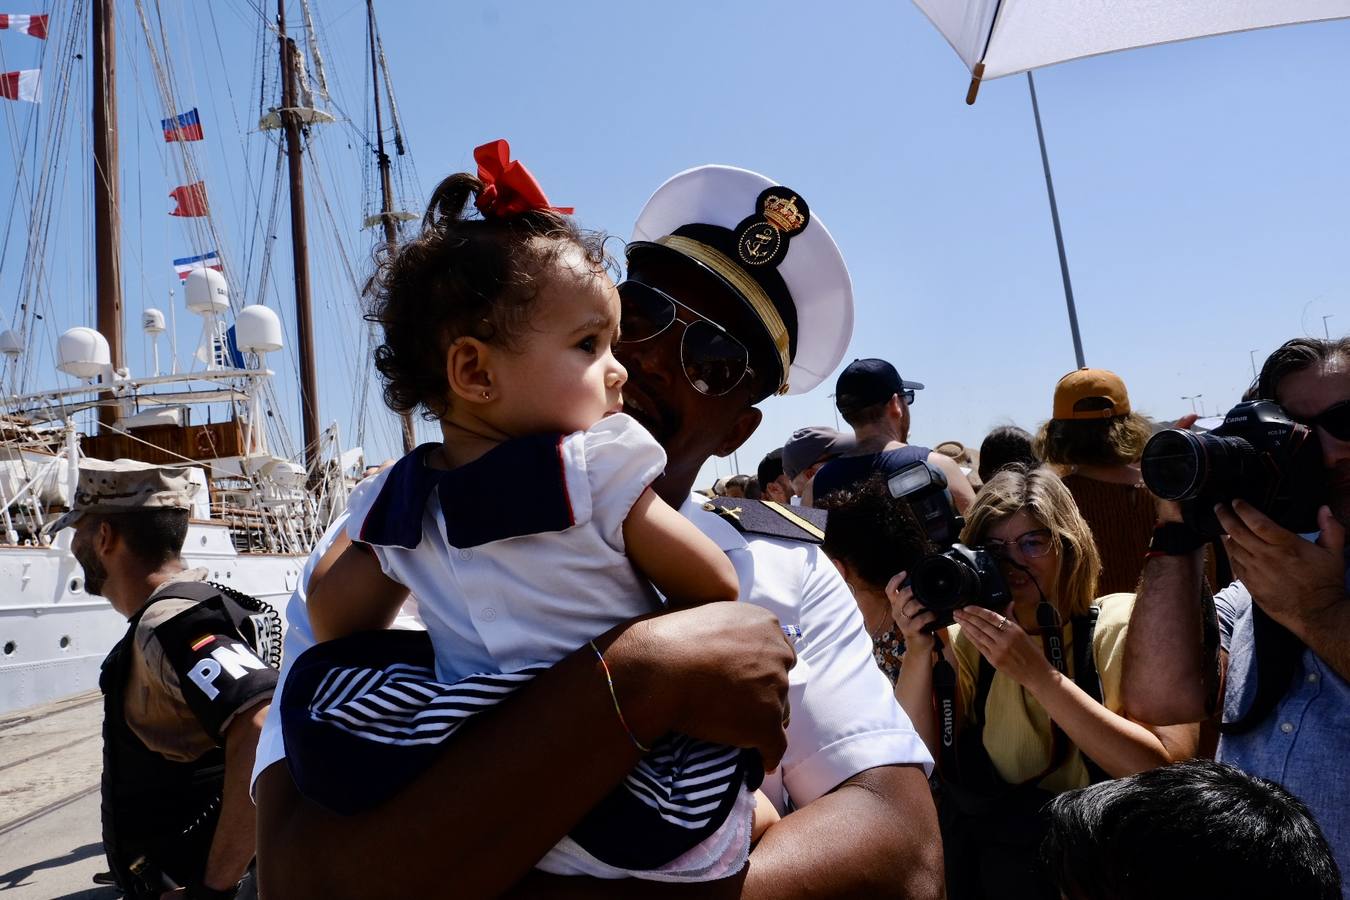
[446,337,495,405]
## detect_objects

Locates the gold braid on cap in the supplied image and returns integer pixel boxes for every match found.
[656,235,791,394]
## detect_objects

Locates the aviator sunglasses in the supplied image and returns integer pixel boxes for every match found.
[616,280,755,397]
[1293,399,1350,442]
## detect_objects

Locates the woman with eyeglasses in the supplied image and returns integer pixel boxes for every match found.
[889,465,1200,900]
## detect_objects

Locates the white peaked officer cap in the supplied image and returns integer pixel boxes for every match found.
[629,165,854,398]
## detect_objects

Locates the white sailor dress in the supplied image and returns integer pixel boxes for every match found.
[280,414,759,881]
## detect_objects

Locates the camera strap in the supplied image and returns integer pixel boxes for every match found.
[1030,599,1074,785]
[934,600,1103,789]
[931,632,960,775]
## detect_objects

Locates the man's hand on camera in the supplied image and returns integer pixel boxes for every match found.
[1217,500,1346,640]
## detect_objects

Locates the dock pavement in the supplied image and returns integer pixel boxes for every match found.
[0,691,117,899]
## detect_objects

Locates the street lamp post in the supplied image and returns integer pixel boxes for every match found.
[1182,394,1203,416]
[827,393,840,431]
[1323,315,1335,340]
[1249,349,1259,380]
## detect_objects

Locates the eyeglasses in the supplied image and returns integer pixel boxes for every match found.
[901,389,916,406]
[982,528,1055,560]
[616,280,754,398]
[1293,399,1350,442]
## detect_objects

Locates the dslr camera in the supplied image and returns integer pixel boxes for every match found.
[1140,400,1325,539]
[887,462,1010,629]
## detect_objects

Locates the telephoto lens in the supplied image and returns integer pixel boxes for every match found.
[1139,429,1251,503]
[1141,400,1324,538]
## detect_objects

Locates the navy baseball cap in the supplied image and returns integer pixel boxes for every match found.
[833,358,924,414]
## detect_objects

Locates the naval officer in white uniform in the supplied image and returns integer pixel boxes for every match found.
[254,164,944,899]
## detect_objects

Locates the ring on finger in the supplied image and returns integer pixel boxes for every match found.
[997,616,1008,632]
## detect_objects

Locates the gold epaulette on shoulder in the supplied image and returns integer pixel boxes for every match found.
[702,498,826,544]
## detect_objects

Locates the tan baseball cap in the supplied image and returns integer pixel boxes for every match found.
[1052,368,1131,421]
[47,458,199,533]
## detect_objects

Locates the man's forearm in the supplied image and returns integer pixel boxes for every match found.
[202,705,268,891]
[256,603,794,899]
[1122,552,1214,724]
[742,766,943,899]
[256,640,646,899]
[507,765,945,900]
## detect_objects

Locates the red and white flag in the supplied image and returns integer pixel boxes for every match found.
[169,181,209,217]
[0,68,39,102]
[0,14,47,39]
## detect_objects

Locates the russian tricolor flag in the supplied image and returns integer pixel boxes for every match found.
[0,14,47,39]
[173,251,222,282]
[162,108,204,142]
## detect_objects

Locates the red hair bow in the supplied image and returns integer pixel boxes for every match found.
[473,139,574,218]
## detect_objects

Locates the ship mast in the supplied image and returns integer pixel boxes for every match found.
[366,0,415,454]
[277,0,322,474]
[92,0,123,428]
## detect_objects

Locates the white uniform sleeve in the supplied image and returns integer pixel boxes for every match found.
[558,413,666,553]
[778,544,933,807]
[343,468,398,577]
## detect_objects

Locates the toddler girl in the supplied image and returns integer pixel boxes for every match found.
[287,141,771,882]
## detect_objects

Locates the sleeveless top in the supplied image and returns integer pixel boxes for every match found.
[811,445,932,503]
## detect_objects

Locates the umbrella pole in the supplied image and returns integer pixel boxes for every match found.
[1026,71,1086,369]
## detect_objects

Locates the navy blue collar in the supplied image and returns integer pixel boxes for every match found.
[358,434,576,550]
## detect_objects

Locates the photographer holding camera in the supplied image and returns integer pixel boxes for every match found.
[819,475,937,690]
[1123,337,1350,890]
[892,465,1197,900]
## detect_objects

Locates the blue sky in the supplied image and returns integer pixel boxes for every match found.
[0,1,1346,487]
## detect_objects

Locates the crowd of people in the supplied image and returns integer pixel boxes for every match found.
[73,141,1347,899]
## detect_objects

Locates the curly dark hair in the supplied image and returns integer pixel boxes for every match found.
[819,475,934,591]
[365,172,610,421]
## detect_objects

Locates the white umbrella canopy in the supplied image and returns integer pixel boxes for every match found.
[914,0,1350,99]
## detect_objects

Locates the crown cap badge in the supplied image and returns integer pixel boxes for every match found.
[763,194,807,234]
[733,185,811,268]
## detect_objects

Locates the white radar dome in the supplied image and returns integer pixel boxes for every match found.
[262,459,307,485]
[0,329,23,357]
[57,327,111,380]
[142,309,166,334]
[234,305,283,354]
[185,268,229,316]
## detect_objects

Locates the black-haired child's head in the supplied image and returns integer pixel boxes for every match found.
[367,172,625,441]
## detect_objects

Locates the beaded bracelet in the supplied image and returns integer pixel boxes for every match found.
[588,639,652,754]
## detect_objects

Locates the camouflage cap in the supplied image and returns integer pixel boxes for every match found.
[46,458,199,533]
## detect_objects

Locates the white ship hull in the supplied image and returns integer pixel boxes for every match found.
[0,521,304,715]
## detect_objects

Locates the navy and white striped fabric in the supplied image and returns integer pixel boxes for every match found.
[282,630,759,870]
[307,659,542,746]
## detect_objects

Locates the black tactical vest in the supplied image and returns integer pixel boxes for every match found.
[99,581,276,897]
